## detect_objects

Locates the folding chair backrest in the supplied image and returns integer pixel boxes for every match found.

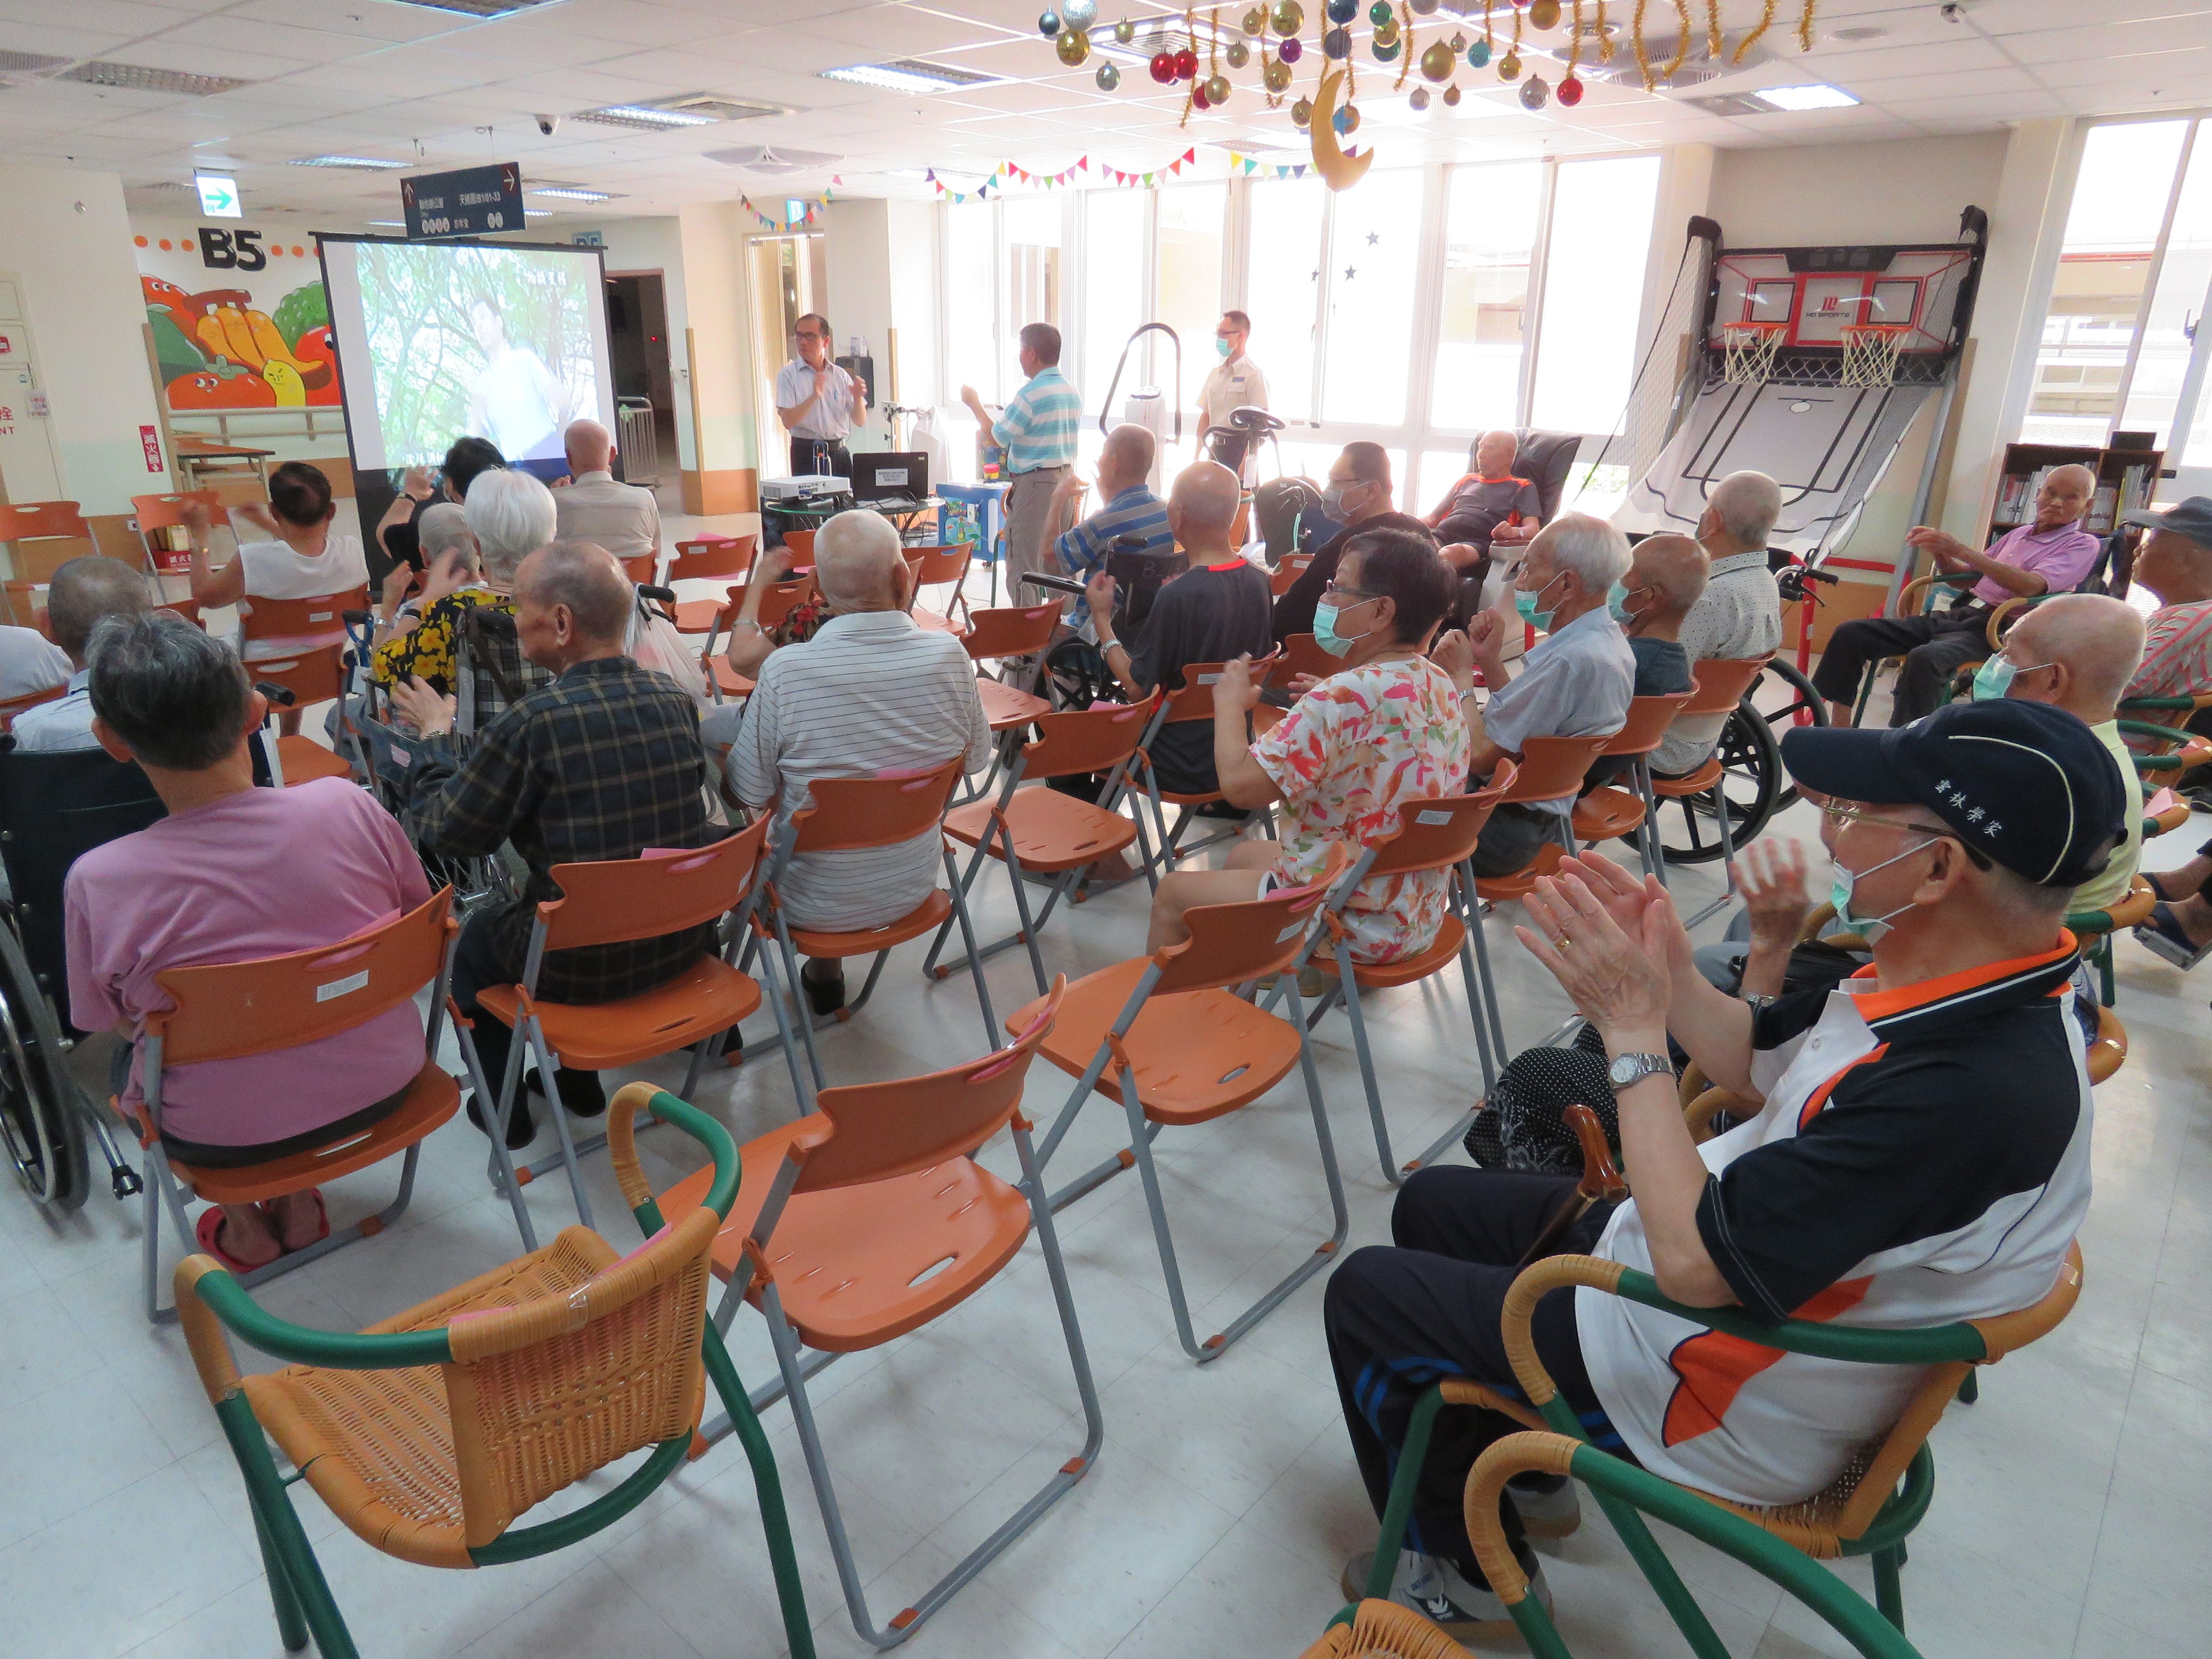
[249,643,347,706]
[0,500,88,542]
[150,887,454,1065]
[1503,734,1614,805]
[1267,633,1338,688]
[789,757,963,854]
[1363,767,1519,877]
[1018,695,1159,781]
[1602,692,1696,757]
[721,574,816,633]
[1680,657,1767,717]
[783,529,817,563]
[905,543,971,589]
[1151,843,1353,995]
[239,587,369,645]
[441,1213,718,1550]
[1270,553,1313,598]
[669,534,756,583]
[1157,654,1281,724]
[0,683,64,730]
[961,601,1059,662]
[793,980,1065,1192]
[617,552,658,585]
[539,819,771,952]
[131,490,225,533]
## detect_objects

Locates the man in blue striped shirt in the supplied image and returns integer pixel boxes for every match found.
[963,323,1083,605]
[1054,423,1172,630]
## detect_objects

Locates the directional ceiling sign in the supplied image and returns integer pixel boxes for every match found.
[193,173,241,218]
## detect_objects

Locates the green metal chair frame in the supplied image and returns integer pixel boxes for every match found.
[175,1086,816,1659]
[1848,571,1982,726]
[1348,1247,2081,1654]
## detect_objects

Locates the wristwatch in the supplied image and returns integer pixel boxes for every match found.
[1606,1051,1672,1091]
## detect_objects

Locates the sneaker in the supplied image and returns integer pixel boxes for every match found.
[527,1066,607,1119]
[466,1090,535,1150]
[1507,1472,1582,1540]
[1338,1548,1551,1640]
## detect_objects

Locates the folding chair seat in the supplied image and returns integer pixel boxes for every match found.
[245,643,356,785]
[927,696,1161,994]
[668,533,757,632]
[748,757,1001,1091]
[1292,774,1515,1184]
[1646,657,1770,923]
[124,888,465,1322]
[176,1083,816,1659]
[1131,652,1283,873]
[1571,691,1694,877]
[459,819,805,1239]
[654,987,1101,1648]
[957,599,1061,798]
[903,541,974,633]
[1017,848,1351,1362]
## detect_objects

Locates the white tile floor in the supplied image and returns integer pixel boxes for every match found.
[8,514,2208,1658]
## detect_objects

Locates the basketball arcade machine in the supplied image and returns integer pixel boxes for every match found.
[1616,208,1990,672]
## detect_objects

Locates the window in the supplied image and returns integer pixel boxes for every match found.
[1155,184,1227,420]
[1432,162,1543,432]
[1246,177,1326,424]
[1322,168,1425,427]
[945,200,998,406]
[1002,194,1063,340]
[1529,155,1663,440]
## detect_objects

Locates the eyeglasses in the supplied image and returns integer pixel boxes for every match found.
[796,331,826,342]
[1321,582,1379,603]
[1820,801,1951,840]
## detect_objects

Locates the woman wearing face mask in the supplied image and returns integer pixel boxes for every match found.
[1145,528,1470,964]
[1272,442,1432,645]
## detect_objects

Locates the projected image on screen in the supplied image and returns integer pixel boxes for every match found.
[322,239,612,470]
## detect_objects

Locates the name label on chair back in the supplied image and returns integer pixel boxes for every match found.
[1416,808,1452,826]
[315,970,372,1003]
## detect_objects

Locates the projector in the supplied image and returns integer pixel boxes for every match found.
[760,474,849,503]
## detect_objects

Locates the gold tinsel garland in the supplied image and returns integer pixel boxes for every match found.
[1732,0,1776,62]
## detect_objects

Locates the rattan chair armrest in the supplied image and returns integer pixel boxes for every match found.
[1608,1267,1990,1364]
[1499,1255,1627,1404]
[1986,594,2041,647]
[610,1084,742,1229]
[190,1260,454,1370]
[1463,1432,1580,1603]
[176,1256,244,1403]
[2120,719,2196,750]
[2120,693,2212,713]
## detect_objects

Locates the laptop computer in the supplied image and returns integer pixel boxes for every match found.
[851,451,930,509]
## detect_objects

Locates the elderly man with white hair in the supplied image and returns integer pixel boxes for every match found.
[1814,462,2103,727]
[721,507,991,1015]
[1444,512,1635,876]
[553,418,662,575]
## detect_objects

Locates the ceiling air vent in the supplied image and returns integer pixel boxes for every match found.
[0,51,68,78]
[708,146,843,175]
[385,0,558,16]
[60,60,250,96]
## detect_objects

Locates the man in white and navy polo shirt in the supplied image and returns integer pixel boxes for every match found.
[1322,697,2126,1641]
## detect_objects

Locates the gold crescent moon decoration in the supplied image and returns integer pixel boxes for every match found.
[1309,65,1373,193]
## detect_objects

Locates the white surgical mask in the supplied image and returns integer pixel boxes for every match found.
[1828,834,1939,944]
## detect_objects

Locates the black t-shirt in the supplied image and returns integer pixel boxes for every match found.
[1130,559,1274,794]
[1272,511,1434,644]
[378,494,436,577]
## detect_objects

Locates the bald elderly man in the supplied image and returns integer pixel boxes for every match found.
[1814,463,2102,727]
[1053,421,1173,628]
[553,418,662,575]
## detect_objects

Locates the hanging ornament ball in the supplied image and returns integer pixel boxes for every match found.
[1408,85,1430,110]
[1263,56,1294,90]
[1467,39,1491,68]
[1291,95,1314,126]
[1374,18,1399,45]
[1279,34,1304,60]
[1240,5,1266,33]
[1037,9,1060,36]
[1497,50,1521,80]
[1327,0,1358,20]
[1115,14,1137,40]
[1442,82,1462,105]
[1448,31,1467,50]
[1174,45,1200,77]
[1061,0,1099,24]
[1055,28,1090,66]
[1372,33,1399,60]
[1322,25,1351,58]
[1528,0,1560,26]
[1518,72,1548,108]
[1410,0,1439,12]
[1225,37,1250,67]
[1204,72,1231,103]
[1367,0,1392,23]
[1270,0,1303,36]
[1419,39,1455,79]
[1192,81,1211,109]
[1557,72,1583,105]
[1150,48,1178,81]
[1333,101,1360,134]
[1096,60,1122,89]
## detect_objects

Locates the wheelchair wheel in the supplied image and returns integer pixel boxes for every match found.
[1753,658,1829,813]
[1658,700,1784,866]
[0,911,89,1211]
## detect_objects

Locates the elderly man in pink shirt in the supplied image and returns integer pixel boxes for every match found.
[1812,463,2102,727]
[65,612,430,1271]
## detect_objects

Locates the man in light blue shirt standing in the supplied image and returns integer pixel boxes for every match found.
[962,323,1082,603]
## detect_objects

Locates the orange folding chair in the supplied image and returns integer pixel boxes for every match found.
[0,501,91,623]
[956,599,1061,802]
[0,682,65,733]
[1271,551,1315,598]
[655,983,1100,1647]
[1016,849,1351,1362]
[748,758,1000,1090]
[459,820,803,1237]
[781,527,817,563]
[1286,773,1516,1183]
[246,645,357,786]
[615,549,659,585]
[925,696,1162,995]
[1648,657,1770,925]
[1571,691,1695,881]
[131,490,226,579]
[701,573,818,702]
[125,887,466,1322]
[902,541,974,633]
[1266,632,1340,690]
[238,586,368,655]
[667,534,758,632]
[1130,651,1282,873]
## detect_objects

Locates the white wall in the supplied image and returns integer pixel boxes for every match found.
[0,165,164,514]
[822,197,894,452]
[1707,134,2010,249]
[566,216,696,470]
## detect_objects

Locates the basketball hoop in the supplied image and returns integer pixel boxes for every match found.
[1840,324,1911,388]
[1721,324,1786,386]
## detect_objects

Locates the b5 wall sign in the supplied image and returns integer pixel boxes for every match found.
[198,228,269,272]
[401,164,523,239]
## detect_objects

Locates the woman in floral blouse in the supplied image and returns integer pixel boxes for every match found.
[1146,526,1471,962]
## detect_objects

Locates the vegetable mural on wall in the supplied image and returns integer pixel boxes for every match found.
[134,221,338,412]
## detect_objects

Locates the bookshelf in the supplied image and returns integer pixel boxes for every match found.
[1988,440,2163,541]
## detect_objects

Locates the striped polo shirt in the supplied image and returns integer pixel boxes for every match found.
[996,366,1082,474]
[1056,484,1173,624]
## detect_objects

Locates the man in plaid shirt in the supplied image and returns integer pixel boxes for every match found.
[393,541,712,1146]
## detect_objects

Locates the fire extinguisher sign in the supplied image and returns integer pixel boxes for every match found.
[140,424,162,472]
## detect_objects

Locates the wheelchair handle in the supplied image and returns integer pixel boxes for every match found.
[1019,572,1087,597]
[341,608,372,626]
[636,583,677,603]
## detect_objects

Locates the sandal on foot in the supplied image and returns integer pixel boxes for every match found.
[2134,902,2212,970]
[195,1206,278,1274]
[267,1187,329,1254]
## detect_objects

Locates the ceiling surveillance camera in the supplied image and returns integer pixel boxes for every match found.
[1939,2,1968,20]
[535,114,559,136]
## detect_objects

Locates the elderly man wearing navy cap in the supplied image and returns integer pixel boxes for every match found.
[1318,697,2124,1639]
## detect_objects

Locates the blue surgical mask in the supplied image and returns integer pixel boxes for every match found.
[1313,597,1372,657]
[1971,654,2051,702]
[1828,835,1939,944]
[1515,571,1565,632]
[1606,579,1639,624]
[1215,337,1233,359]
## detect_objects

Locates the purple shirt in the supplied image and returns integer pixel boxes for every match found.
[1970,522,2101,606]
[66,778,432,1148]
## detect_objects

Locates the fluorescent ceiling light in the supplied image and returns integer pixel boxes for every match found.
[387,0,552,14]
[1754,83,1858,110]
[819,59,1000,94]
[529,186,614,201]
[525,209,551,217]
[291,154,406,169]
[366,219,405,227]
[584,104,716,128]
[60,60,248,96]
